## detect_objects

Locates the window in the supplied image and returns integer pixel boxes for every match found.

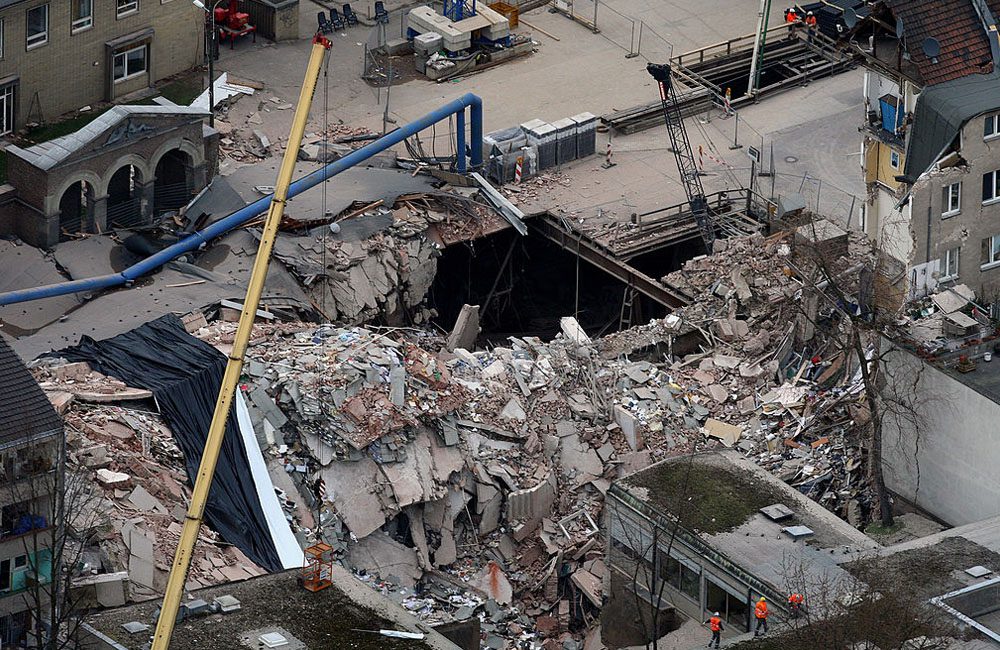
[656,547,700,602]
[942,182,961,217]
[0,82,11,136]
[943,246,960,279]
[890,151,900,169]
[705,578,750,632]
[12,555,26,569]
[72,0,93,32]
[117,0,138,17]
[984,170,1000,203]
[986,114,1000,140]
[26,5,48,48]
[113,44,148,82]
[982,235,1000,268]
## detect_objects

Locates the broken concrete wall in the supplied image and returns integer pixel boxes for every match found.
[255,229,441,326]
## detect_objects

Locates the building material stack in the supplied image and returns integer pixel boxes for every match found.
[571,112,598,158]
[521,119,558,170]
[483,126,537,184]
[551,117,577,165]
[413,32,443,74]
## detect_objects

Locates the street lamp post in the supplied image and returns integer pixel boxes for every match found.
[193,0,224,127]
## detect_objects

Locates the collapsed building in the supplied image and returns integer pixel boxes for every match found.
[7,204,933,648]
[2,22,1000,645]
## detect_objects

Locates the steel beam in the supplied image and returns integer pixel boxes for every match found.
[531,213,691,308]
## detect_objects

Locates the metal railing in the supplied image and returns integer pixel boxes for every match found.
[672,25,788,67]
[153,182,193,216]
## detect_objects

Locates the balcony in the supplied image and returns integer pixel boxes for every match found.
[862,118,905,148]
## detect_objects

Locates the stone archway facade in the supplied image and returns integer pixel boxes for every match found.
[2,105,217,247]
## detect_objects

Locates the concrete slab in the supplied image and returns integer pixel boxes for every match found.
[347,534,423,588]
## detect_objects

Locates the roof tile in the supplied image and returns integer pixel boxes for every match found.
[0,334,63,446]
[888,0,994,85]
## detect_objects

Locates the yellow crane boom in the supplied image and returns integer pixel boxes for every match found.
[151,35,331,649]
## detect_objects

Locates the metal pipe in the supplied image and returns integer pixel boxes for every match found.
[0,93,484,307]
[208,9,216,127]
[456,108,466,173]
[469,100,483,167]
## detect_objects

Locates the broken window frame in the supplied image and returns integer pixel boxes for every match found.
[942,246,960,280]
[981,235,1000,269]
[889,150,900,169]
[942,181,961,217]
[982,170,1000,205]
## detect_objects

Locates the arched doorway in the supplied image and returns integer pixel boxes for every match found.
[106,164,144,229]
[153,149,194,216]
[58,180,96,240]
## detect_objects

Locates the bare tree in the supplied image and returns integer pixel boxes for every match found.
[783,219,930,528]
[775,554,955,649]
[5,427,105,649]
[605,454,700,650]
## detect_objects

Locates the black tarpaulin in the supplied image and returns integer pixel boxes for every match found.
[54,314,281,571]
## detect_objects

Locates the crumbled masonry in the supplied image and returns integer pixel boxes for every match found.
[28,225,894,648]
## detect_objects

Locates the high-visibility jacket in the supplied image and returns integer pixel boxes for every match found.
[755,601,769,619]
[805,15,817,26]
[709,616,723,632]
[786,10,798,23]
[789,593,804,605]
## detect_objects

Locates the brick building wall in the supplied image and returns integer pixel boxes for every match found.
[0,0,203,132]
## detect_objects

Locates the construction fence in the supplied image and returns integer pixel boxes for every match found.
[669,99,865,232]
[548,0,673,61]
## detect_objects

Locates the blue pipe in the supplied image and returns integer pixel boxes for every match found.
[456,109,466,174]
[0,94,484,307]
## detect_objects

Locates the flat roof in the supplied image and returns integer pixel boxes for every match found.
[85,566,457,650]
[613,451,878,605]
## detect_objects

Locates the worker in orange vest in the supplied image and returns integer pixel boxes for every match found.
[785,7,799,37]
[705,612,724,649]
[788,592,804,617]
[805,11,818,42]
[754,596,769,636]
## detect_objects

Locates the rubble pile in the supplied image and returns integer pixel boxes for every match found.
[258,191,499,324]
[499,172,571,208]
[170,228,879,646]
[24,215,885,646]
[184,317,666,648]
[297,124,379,163]
[31,362,266,602]
[605,230,879,521]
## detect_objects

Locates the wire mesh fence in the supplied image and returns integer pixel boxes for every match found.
[549,0,673,61]
[673,99,864,231]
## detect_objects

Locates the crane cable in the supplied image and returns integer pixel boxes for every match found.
[320,48,331,318]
